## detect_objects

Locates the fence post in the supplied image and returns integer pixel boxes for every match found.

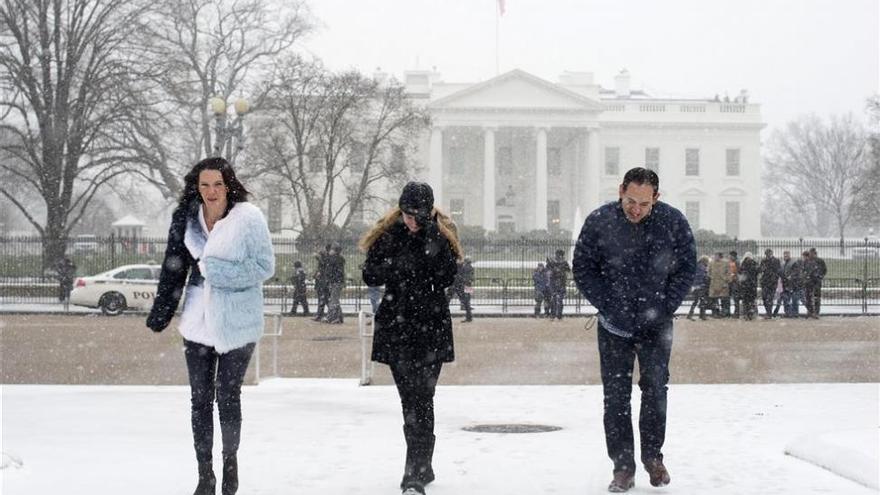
[863,237,869,315]
[109,233,116,267]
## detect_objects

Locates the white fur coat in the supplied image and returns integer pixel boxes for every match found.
[181,202,274,353]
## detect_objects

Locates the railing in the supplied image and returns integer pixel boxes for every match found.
[254,313,284,384]
[2,236,879,313]
[358,310,375,385]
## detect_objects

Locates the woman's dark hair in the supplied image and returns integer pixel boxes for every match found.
[178,157,249,209]
[621,167,659,194]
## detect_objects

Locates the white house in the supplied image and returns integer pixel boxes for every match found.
[405,68,764,238]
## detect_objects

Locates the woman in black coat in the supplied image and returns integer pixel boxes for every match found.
[738,252,760,320]
[359,182,462,495]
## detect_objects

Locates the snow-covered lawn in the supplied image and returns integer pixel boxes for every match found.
[2,380,877,494]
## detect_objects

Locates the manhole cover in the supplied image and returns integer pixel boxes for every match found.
[462,424,562,434]
[310,336,347,342]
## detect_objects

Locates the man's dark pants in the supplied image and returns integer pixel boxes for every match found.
[804,282,822,316]
[597,322,673,474]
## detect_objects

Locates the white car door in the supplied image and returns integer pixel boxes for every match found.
[115,267,157,310]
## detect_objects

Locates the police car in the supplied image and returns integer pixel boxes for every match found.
[69,264,161,315]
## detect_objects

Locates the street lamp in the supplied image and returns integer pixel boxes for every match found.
[209,96,250,162]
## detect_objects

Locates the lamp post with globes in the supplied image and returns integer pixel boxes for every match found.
[209,96,250,163]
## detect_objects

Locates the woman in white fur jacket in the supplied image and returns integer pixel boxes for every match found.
[147,157,274,495]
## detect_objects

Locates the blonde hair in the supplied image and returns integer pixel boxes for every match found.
[358,206,463,260]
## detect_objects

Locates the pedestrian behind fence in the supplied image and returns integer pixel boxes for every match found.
[546,249,570,320]
[55,255,77,302]
[312,244,331,321]
[532,262,551,318]
[708,252,730,317]
[727,250,741,318]
[781,250,802,317]
[452,256,474,323]
[739,252,759,320]
[324,242,346,324]
[759,248,781,319]
[803,247,826,319]
[287,260,310,316]
[687,255,710,320]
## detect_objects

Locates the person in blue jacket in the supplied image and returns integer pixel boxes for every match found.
[573,167,696,493]
[147,157,275,495]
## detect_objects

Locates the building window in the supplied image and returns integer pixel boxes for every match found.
[726,148,740,176]
[308,146,323,173]
[348,142,366,173]
[725,201,740,238]
[604,147,620,175]
[547,200,560,232]
[391,145,406,174]
[685,148,700,176]
[685,201,700,229]
[450,198,465,225]
[645,147,660,173]
[267,197,283,233]
[498,146,513,176]
[547,147,562,176]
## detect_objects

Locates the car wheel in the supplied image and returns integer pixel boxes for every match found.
[99,292,127,316]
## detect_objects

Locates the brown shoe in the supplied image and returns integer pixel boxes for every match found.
[644,458,671,487]
[607,470,635,492]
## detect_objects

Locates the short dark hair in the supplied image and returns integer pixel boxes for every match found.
[621,167,659,194]
[293,260,302,268]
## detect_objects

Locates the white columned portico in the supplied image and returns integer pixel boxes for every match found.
[585,127,601,212]
[535,127,548,230]
[428,127,443,208]
[482,127,496,231]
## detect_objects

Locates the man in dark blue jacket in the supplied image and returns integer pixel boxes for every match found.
[573,167,696,493]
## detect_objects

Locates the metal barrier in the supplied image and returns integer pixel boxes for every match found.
[358,309,375,386]
[254,313,283,384]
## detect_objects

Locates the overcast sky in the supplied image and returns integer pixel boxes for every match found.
[303,0,878,134]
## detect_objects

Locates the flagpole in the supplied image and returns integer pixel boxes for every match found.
[495,0,500,76]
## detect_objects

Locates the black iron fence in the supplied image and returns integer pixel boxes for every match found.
[2,235,879,313]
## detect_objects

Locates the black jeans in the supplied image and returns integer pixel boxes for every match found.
[804,282,822,316]
[550,290,565,319]
[289,291,309,315]
[455,288,473,320]
[184,339,255,463]
[390,360,443,437]
[597,322,673,474]
[761,285,776,316]
[390,359,443,485]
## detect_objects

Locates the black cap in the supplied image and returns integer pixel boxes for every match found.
[398,182,434,218]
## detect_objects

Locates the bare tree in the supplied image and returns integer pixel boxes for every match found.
[127,0,312,200]
[0,0,151,268]
[250,57,429,238]
[764,113,871,242]
[851,95,880,229]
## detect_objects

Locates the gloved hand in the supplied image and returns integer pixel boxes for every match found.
[421,219,444,258]
[146,312,167,333]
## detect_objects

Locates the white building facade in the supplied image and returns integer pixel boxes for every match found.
[406,69,764,239]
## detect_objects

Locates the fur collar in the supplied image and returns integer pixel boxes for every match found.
[184,202,262,260]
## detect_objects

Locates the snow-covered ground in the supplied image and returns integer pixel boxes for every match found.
[2,380,877,494]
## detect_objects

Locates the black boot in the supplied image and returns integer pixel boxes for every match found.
[221,454,238,495]
[194,462,216,495]
[401,426,435,489]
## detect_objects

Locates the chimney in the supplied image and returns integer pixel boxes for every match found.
[373,67,389,87]
[614,68,631,98]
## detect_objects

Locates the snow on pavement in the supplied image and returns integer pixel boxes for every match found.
[1,380,877,494]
